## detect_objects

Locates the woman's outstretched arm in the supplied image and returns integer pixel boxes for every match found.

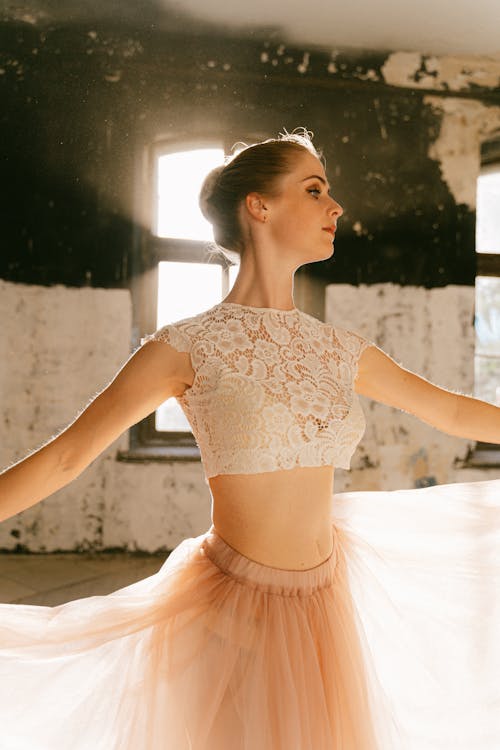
[355,344,500,444]
[0,340,191,523]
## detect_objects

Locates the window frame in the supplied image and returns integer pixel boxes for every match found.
[462,142,500,467]
[123,132,263,461]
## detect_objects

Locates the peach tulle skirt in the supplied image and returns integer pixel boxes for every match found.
[1,477,500,749]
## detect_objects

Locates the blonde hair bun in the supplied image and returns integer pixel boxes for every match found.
[199,165,225,221]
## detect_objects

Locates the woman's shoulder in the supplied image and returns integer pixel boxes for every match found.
[140,304,223,351]
[330,323,376,360]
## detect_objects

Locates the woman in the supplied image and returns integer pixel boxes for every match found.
[0,128,499,749]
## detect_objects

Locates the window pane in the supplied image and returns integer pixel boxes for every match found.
[157,261,225,325]
[229,262,239,289]
[156,148,224,240]
[155,260,233,432]
[476,167,500,254]
[475,276,500,406]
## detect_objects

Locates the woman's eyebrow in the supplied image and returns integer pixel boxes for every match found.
[300,175,331,191]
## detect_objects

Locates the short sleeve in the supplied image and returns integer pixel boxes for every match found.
[333,326,375,381]
[344,329,374,359]
[141,323,192,354]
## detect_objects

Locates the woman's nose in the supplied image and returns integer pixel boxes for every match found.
[329,197,343,218]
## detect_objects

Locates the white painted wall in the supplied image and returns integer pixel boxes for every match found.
[0,280,212,553]
[326,282,490,491]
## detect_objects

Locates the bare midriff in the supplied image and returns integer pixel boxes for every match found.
[208,465,336,571]
[178,355,336,571]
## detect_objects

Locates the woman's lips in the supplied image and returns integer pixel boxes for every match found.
[322,228,336,236]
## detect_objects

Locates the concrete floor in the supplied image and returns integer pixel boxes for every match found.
[0,552,168,606]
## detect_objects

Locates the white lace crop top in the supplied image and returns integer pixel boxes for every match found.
[141,302,374,483]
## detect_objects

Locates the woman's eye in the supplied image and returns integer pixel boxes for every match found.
[308,188,321,197]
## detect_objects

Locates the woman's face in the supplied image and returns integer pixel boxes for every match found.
[266,151,343,262]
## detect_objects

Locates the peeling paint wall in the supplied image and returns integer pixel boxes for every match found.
[424,97,500,207]
[0,20,499,551]
[381,51,500,92]
[0,280,211,552]
[0,279,493,552]
[326,283,489,491]
[1,25,493,288]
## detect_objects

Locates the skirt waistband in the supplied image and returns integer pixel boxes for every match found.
[200,525,338,596]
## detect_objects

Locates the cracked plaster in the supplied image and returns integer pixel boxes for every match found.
[424,96,500,207]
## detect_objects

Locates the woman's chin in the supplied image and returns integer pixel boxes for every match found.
[321,243,335,259]
[297,241,335,265]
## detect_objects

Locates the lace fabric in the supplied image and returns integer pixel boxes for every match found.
[141,303,374,481]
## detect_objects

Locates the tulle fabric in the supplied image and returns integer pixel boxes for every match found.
[0,477,499,749]
[331,476,500,749]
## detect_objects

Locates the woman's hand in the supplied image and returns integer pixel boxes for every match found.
[0,339,192,522]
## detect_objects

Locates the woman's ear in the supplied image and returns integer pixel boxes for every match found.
[244,192,269,223]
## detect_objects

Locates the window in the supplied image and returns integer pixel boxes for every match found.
[126,136,250,460]
[475,163,500,408]
[468,139,500,466]
[154,255,238,434]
